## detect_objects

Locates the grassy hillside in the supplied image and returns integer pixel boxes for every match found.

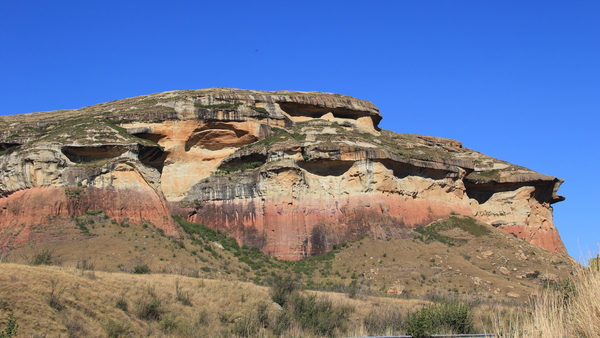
[0,215,580,337]
[4,214,574,302]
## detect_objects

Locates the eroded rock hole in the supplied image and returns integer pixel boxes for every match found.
[0,143,20,155]
[298,160,354,177]
[133,133,167,144]
[138,145,167,172]
[279,102,368,120]
[185,122,257,151]
[62,146,128,163]
[464,180,559,205]
[379,159,448,180]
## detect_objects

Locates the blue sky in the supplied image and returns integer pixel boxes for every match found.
[1,1,598,261]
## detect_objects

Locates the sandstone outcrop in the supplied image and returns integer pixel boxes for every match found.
[0,88,566,259]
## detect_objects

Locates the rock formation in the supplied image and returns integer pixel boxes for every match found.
[0,88,566,259]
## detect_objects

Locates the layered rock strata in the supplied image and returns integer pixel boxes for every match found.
[0,88,566,259]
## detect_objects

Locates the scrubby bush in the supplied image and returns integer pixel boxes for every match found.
[230,314,259,337]
[175,280,192,306]
[30,249,53,266]
[403,300,474,338]
[132,263,151,274]
[104,319,131,338]
[364,304,405,335]
[136,292,163,321]
[288,292,354,337]
[268,274,299,307]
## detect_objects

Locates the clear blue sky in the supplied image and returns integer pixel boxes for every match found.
[1,1,598,261]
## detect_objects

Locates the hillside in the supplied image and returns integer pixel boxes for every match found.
[3,214,574,302]
[0,214,575,337]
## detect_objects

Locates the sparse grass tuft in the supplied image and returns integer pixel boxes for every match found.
[175,279,192,306]
[47,279,66,311]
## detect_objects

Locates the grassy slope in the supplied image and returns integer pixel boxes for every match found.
[0,263,431,338]
[6,214,574,297]
[0,214,578,337]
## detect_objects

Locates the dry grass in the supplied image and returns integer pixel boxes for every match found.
[495,266,600,337]
[0,263,430,338]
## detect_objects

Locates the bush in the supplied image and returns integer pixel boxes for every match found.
[30,249,53,266]
[47,279,65,311]
[159,313,179,333]
[364,305,405,335]
[403,300,474,338]
[84,209,103,215]
[136,295,163,321]
[116,295,128,312]
[0,312,18,338]
[132,264,151,274]
[271,311,291,335]
[175,280,192,306]
[269,274,299,307]
[288,293,354,337]
[230,315,259,337]
[249,106,269,115]
[104,319,131,338]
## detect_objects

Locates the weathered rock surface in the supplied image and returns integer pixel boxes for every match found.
[0,88,566,259]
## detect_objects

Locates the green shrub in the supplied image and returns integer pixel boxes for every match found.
[271,310,292,335]
[84,209,104,215]
[230,314,259,337]
[175,280,192,306]
[403,300,474,338]
[249,106,269,115]
[288,293,354,337]
[414,216,490,246]
[30,249,53,266]
[136,296,163,321]
[269,274,299,307]
[0,312,18,338]
[132,264,151,274]
[159,313,179,333]
[364,305,404,335]
[104,319,131,338]
[116,294,128,312]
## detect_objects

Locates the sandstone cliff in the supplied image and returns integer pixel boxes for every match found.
[0,88,565,259]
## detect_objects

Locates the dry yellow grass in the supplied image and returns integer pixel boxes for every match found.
[0,263,430,338]
[495,266,600,337]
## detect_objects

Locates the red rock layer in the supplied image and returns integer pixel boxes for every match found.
[188,193,473,260]
[0,186,177,248]
[498,225,566,254]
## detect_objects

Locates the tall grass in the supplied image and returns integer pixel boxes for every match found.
[496,266,600,337]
